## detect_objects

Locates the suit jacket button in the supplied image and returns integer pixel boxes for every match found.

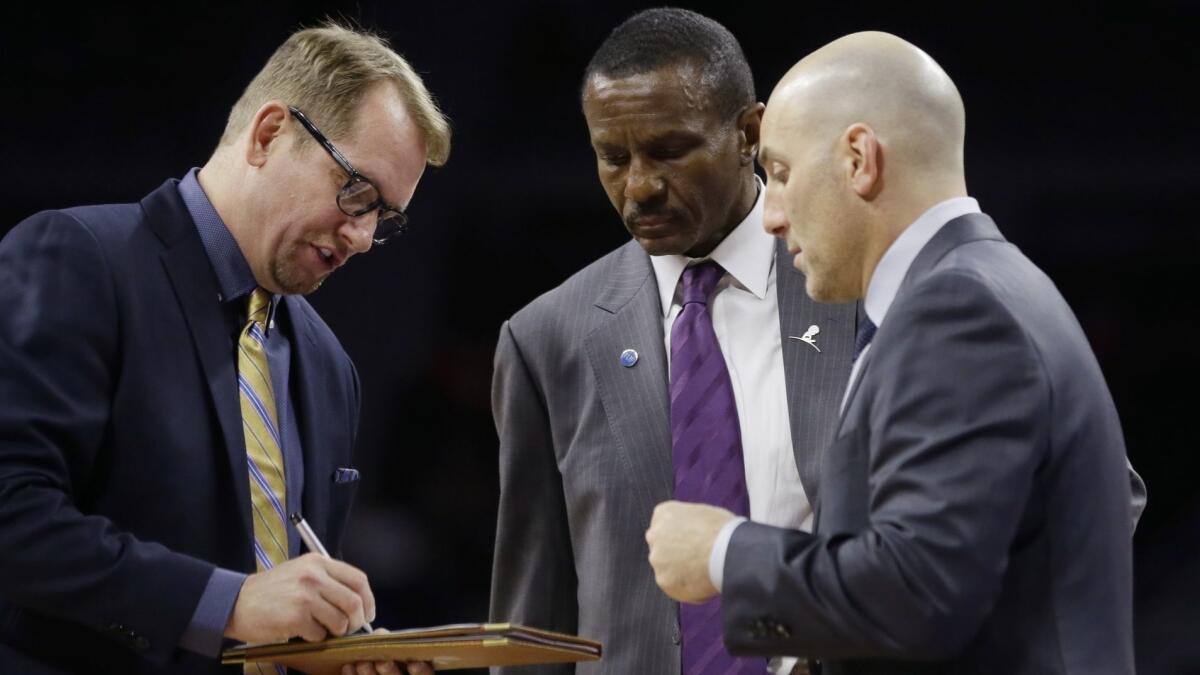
[671,624,681,645]
[774,623,792,638]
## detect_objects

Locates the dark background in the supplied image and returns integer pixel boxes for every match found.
[3,1,1197,673]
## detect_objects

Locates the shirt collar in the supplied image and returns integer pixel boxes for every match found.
[864,196,981,327]
[650,175,772,316]
[177,168,279,329]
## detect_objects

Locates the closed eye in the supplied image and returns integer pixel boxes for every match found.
[598,152,629,166]
[648,145,692,161]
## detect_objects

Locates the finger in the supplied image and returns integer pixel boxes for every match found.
[312,569,366,634]
[355,661,375,675]
[323,559,376,623]
[294,604,330,643]
[343,665,354,675]
[374,660,400,674]
[405,662,434,675]
[308,589,354,637]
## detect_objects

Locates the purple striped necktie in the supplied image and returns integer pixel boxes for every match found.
[670,261,767,675]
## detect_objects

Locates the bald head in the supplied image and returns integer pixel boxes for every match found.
[759,32,969,302]
[767,31,965,182]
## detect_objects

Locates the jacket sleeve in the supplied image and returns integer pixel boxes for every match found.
[0,211,215,665]
[488,320,578,675]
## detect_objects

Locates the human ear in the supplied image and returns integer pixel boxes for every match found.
[737,102,765,164]
[244,101,290,168]
[843,123,881,198]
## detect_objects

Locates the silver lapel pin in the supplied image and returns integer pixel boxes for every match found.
[788,324,821,352]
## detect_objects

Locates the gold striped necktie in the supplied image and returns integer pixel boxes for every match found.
[239,289,289,675]
[238,288,288,571]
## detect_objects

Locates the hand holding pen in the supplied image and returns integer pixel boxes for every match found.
[292,514,436,675]
[223,516,377,645]
[291,512,373,632]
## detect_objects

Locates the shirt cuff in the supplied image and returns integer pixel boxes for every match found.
[708,516,747,593]
[178,567,247,657]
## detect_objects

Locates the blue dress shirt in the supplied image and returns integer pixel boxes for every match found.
[175,168,306,656]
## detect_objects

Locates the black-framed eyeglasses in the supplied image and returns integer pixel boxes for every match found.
[288,106,408,244]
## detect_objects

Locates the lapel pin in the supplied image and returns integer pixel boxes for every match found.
[789,324,822,352]
[620,349,639,368]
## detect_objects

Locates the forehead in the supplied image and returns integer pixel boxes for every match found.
[760,92,804,159]
[582,64,720,140]
[334,86,427,205]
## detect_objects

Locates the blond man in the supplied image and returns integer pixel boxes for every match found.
[0,22,447,675]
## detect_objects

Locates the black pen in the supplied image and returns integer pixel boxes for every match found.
[289,512,375,633]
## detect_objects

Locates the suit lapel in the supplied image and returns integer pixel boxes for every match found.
[583,242,674,507]
[285,300,337,544]
[148,184,254,547]
[775,239,858,510]
[900,212,1005,294]
[835,213,1005,428]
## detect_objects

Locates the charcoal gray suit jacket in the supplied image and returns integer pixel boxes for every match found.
[722,213,1138,674]
[489,238,859,673]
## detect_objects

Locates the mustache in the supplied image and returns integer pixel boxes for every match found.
[624,207,684,228]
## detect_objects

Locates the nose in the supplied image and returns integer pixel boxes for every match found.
[338,213,374,256]
[624,157,666,205]
[762,183,788,239]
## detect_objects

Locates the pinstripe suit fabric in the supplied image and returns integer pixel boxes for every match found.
[490,238,858,674]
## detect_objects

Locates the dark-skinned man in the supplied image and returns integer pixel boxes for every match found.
[488,9,858,674]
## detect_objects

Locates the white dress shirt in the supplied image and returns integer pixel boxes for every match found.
[653,179,811,674]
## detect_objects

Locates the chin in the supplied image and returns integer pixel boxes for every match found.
[271,260,326,296]
[804,275,841,304]
[635,234,692,257]
[806,279,860,304]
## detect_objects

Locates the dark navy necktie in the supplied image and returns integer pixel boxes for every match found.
[853,316,877,363]
[670,260,767,675]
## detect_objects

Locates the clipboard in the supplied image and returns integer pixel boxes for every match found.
[221,623,601,673]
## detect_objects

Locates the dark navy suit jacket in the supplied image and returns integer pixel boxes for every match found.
[0,180,361,673]
[722,214,1135,674]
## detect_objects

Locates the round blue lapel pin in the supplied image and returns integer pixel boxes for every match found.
[620,348,639,368]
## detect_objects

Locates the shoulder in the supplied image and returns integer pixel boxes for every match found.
[4,203,142,253]
[3,180,188,262]
[507,240,649,337]
[879,243,1053,395]
[910,238,1062,333]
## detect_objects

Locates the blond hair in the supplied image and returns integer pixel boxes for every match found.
[220,21,451,166]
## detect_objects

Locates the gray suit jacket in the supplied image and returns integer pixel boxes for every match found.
[489,238,858,673]
[722,214,1136,674]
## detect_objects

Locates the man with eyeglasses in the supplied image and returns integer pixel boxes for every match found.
[0,22,448,675]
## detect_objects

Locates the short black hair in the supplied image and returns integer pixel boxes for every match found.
[583,7,755,118]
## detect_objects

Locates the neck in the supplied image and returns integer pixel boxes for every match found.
[685,169,758,258]
[858,178,967,296]
[197,152,249,252]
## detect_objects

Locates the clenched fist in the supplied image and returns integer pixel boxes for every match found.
[645,501,736,604]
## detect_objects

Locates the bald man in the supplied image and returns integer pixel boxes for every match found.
[646,32,1137,674]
